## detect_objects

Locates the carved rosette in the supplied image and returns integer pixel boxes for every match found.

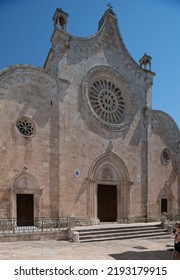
[16,116,37,138]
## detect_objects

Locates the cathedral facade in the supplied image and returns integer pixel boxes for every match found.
[0,7,179,225]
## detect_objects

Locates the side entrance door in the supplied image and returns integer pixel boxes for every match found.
[161,198,168,213]
[16,194,34,226]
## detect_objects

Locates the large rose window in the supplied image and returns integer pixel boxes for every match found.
[81,66,135,131]
[89,79,125,124]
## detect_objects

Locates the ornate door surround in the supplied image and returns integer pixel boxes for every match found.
[86,152,132,224]
[9,167,42,220]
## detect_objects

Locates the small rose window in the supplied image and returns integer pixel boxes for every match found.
[16,116,36,137]
[162,148,171,162]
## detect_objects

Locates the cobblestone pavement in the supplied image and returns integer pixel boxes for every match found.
[0,238,174,260]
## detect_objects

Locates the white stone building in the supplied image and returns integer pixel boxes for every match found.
[0,7,179,225]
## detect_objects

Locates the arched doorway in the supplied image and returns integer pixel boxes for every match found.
[9,167,42,225]
[158,181,173,216]
[87,152,132,224]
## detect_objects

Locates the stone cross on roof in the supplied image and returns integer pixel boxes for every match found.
[107,2,113,10]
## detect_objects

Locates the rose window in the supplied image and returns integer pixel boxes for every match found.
[16,117,36,137]
[89,79,125,124]
[162,148,171,162]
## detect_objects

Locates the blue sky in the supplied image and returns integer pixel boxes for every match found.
[0,0,179,128]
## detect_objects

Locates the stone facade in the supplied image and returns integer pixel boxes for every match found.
[0,7,179,225]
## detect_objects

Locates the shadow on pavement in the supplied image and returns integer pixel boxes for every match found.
[110,249,174,260]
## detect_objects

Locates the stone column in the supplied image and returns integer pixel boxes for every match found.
[34,189,43,218]
[68,214,76,241]
[117,182,125,223]
[86,178,99,225]
[117,181,132,223]
[9,188,16,219]
[123,182,132,222]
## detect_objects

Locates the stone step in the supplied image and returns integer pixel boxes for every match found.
[79,230,169,240]
[79,229,169,239]
[74,223,170,242]
[76,223,161,232]
[79,231,170,243]
[78,226,164,235]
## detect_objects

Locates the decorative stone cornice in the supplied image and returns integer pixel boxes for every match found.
[0,64,57,93]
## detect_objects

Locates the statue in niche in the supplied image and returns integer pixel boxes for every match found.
[102,167,113,181]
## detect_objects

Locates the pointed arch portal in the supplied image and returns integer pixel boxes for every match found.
[87,152,132,224]
[9,169,42,225]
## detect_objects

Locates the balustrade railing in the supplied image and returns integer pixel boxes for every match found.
[161,212,180,233]
[0,217,69,234]
[74,218,92,227]
[166,213,180,222]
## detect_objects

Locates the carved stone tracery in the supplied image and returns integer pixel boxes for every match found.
[81,66,136,131]
[89,79,125,124]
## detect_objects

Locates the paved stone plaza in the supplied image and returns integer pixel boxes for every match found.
[0,237,174,260]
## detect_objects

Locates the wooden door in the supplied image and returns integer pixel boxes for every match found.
[161,198,168,213]
[98,185,117,222]
[16,194,34,226]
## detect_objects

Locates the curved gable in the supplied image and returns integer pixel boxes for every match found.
[0,64,57,95]
[147,109,180,152]
[45,8,155,82]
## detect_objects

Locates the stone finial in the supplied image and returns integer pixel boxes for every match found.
[98,2,115,30]
[139,53,152,71]
[22,166,28,173]
[107,2,113,11]
[106,141,113,153]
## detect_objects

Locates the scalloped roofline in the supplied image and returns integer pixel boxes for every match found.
[151,109,180,131]
[49,8,155,77]
[0,64,57,82]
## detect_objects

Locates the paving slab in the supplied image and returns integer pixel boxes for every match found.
[0,237,174,260]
